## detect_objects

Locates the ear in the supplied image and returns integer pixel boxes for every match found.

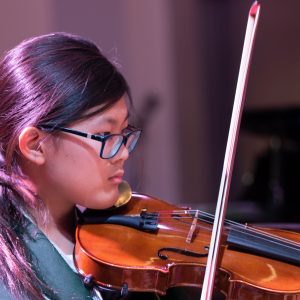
[18,127,47,165]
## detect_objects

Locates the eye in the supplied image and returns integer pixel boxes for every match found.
[123,125,135,133]
[94,131,111,136]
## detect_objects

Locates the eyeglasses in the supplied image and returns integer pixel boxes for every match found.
[39,125,142,159]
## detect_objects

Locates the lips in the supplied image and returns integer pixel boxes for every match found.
[108,170,124,184]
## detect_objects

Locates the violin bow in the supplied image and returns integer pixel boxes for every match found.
[200,2,261,299]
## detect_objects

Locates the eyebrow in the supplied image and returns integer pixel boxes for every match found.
[100,111,130,125]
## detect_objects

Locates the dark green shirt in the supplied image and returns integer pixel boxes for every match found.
[0,220,92,300]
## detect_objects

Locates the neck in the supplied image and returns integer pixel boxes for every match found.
[36,205,77,255]
[19,168,77,254]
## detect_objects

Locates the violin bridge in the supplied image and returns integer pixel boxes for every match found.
[186,210,199,243]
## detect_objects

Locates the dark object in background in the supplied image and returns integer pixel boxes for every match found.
[240,107,300,222]
[241,107,300,140]
[241,147,300,222]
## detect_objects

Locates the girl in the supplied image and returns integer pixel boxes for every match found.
[0,32,141,299]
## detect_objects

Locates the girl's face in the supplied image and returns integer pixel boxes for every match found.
[40,96,131,211]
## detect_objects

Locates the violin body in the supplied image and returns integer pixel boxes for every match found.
[75,193,300,299]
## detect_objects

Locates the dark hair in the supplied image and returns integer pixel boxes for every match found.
[0,32,131,299]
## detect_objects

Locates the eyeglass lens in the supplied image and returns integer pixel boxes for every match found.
[101,131,141,159]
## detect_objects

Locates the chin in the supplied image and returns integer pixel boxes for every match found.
[89,190,119,210]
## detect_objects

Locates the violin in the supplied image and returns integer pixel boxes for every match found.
[74,2,300,299]
[74,191,300,299]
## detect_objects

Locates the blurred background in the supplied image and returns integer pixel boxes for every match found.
[1,0,300,224]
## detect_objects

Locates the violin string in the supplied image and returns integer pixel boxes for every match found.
[163,210,300,250]
[159,209,300,249]
[156,210,300,251]
[161,214,300,254]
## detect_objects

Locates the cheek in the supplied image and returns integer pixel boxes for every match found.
[61,149,119,209]
[70,158,120,209]
[53,144,102,180]
[60,153,108,195]
[45,141,118,209]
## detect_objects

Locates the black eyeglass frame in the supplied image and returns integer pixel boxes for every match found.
[38,124,142,159]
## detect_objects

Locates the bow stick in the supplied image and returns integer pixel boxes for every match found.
[200,2,261,299]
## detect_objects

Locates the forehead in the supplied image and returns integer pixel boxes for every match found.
[99,98,129,124]
[78,97,129,128]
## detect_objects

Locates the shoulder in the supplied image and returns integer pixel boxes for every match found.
[20,219,92,299]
